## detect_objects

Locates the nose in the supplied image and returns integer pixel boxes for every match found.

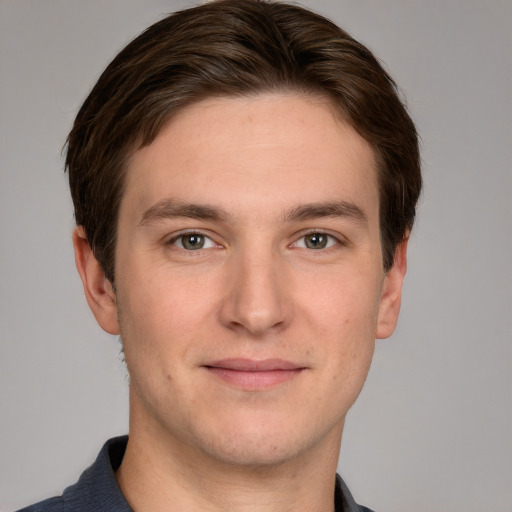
[219,247,290,336]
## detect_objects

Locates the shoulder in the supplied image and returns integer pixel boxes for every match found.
[15,496,66,512]
[14,436,130,512]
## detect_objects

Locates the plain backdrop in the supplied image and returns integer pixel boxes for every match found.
[1,1,511,511]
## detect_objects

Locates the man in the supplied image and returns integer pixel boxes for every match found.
[18,0,421,511]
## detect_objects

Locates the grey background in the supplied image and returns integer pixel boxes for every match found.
[1,1,511,511]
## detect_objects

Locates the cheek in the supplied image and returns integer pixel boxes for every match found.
[301,268,382,334]
[299,270,380,381]
[116,283,196,409]
[116,268,217,363]
[317,297,377,409]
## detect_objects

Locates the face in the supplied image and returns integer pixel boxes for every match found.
[76,93,407,469]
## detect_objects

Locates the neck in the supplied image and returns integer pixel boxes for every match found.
[116,392,343,512]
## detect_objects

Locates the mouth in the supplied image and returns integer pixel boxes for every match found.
[203,358,306,390]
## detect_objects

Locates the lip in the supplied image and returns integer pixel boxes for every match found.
[203,358,305,390]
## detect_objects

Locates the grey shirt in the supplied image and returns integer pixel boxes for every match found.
[17,436,374,512]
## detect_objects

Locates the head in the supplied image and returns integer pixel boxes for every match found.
[66,0,421,284]
[69,0,421,470]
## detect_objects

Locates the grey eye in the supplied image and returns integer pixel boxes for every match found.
[304,233,328,249]
[179,234,206,250]
[170,232,217,250]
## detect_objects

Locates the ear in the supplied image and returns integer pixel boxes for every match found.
[376,235,409,339]
[72,226,120,335]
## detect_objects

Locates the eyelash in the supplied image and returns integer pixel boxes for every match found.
[167,231,218,251]
[291,230,344,251]
[166,230,344,252]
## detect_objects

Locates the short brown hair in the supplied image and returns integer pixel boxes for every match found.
[66,0,421,282]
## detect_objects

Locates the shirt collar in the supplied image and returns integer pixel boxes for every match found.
[61,436,372,512]
[62,436,132,512]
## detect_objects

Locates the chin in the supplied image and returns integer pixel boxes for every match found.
[191,414,337,469]
[206,435,305,468]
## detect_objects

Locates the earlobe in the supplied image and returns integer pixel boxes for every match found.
[72,226,120,335]
[376,236,409,340]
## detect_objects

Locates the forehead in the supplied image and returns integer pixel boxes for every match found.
[121,93,379,225]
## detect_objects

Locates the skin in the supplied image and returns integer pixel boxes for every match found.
[73,93,408,512]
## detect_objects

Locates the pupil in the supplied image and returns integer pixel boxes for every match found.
[184,234,203,249]
[307,233,327,249]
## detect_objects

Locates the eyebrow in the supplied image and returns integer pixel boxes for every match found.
[283,201,368,225]
[138,199,367,227]
[138,199,232,226]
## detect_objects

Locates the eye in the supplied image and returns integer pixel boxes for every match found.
[171,233,216,250]
[295,232,338,250]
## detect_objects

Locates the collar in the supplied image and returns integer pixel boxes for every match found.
[61,436,372,512]
[61,436,131,511]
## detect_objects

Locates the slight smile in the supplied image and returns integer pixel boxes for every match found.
[204,359,307,391]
